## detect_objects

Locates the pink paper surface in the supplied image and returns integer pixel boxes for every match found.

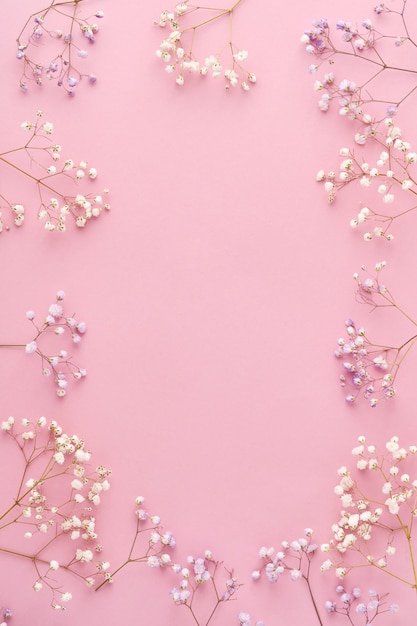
[1,0,417,624]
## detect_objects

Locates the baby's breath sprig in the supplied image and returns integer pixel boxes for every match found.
[336,262,417,406]
[324,586,399,624]
[95,496,176,590]
[169,551,242,626]
[155,0,256,91]
[317,117,417,241]
[95,501,248,626]
[252,530,397,625]
[321,435,417,596]
[253,530,324,626]
[302,2,417,120]
[16,0,105,95]
[0,290,87,397]
[0,111,110,234]
[0,415,111,609]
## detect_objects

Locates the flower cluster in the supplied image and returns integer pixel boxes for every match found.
[336,318,396,407]
[169,551,241,625]
[316,118,417,240]
[0,111,110,234]
[251,527,398,625]
[0,609,12,626]
[0,291,87,397]
[321,435,417,590]
[0,415,111,608]
[253,528,318,585]
[238,611,264,626]
[335,262,417,406]
[325,586,399,623]
[16,0,105,94]
[301,3,417,119]
[96,496,176,590]
[154,1,256,91]
[253,529,325,624]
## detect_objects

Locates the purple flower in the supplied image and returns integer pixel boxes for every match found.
[325,601,336,613]
[336,20,350,31]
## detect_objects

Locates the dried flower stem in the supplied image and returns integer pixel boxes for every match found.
[0,415,111,609]
[16,0,104,94]
[95,496,176,591]
[155,0,256,90]
[303,2,417,117]
[0,291,87,397]
[0,111,109,234]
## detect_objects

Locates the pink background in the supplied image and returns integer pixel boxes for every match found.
[1,0,417,624]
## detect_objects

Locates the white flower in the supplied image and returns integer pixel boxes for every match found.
[2,416,14,431]
[49,559,60,570]
[290,569,302,580]
[61,592,72,602]
[385,497,400,514]
[54,452,65,465]
[48,303,63,318]
[336,567,347,579]
[233,50,248,62]
[225,69,238,86]
[76,216,87,228]
[25,341,37,354]
[320,559,333,572]
[75,449,91,463]
[76,548,93,562]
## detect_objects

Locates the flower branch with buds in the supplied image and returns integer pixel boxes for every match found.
[321,434,417,597]
[96,498,258,626]
[253,529,325,626]
[0,415,111,609]
[0,111,110,234]
[155,0,256,91]
[169,550,243,626]
[95,496,176,590]
[16,0,105,94]
[0,290,87,397]
[336,261,417,406]
[252,529,398,625]
[325,586,399,624]
[302,2,417,119]
[317,117,417,241]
